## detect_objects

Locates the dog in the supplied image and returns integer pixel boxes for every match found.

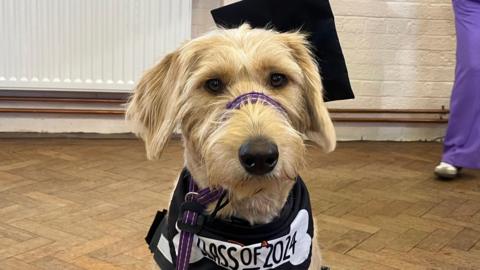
[127,24,336,270]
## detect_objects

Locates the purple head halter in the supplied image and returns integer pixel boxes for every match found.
[226,92,288,115]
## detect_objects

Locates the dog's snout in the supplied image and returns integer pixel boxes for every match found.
[239,137,279,175]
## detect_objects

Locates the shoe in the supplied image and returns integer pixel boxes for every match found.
[434,162,458,179]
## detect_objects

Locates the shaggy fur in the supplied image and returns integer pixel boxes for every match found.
[127,24,336,269]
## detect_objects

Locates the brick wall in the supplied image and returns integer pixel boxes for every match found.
[192,0,222,38]
[328,0,456,111]
[194,0,456,111]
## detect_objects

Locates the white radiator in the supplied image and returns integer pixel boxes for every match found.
[0,0,192,92]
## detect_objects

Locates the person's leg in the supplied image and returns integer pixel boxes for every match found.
[438,0,480,176]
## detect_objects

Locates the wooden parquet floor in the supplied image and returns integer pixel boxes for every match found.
[0,139,479,270]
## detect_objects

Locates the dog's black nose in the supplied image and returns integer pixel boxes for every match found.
[239,137,279,175]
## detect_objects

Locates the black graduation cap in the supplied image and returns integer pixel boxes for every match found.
[211,0,354,102]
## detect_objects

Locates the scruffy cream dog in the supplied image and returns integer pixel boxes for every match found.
[127,24,335,270]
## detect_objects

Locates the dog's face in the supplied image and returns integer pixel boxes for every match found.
[127,25,335,223]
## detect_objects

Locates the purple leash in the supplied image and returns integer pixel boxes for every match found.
[176,177,225,270]
[176,92,285,270]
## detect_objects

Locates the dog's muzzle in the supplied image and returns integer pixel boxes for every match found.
[225,92,286,175]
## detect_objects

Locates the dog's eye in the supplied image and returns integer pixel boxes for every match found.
[270,73,288,88]
[205,78,224,93]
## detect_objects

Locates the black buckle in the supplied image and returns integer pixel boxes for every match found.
[177,201,206,234]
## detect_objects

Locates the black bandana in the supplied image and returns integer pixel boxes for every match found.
[146,169,314,270]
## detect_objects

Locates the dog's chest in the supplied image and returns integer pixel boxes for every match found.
[146,169,314,270]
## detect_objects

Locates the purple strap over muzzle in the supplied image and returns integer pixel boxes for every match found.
[226,91,288,115]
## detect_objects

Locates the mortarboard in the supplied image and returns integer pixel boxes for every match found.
[211,0,354,102]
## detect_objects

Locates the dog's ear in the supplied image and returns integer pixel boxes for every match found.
[126,50,189,160]
[281,32,336,152]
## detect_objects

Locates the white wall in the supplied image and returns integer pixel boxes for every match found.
[0,0,194,134]
[0,114,130,134]
[329,0,455,110]
[328,0,455,140]
[192,0,222,38]
[0,0,456,140]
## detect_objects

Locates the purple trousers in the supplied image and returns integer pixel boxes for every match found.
[442,0,480,169]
